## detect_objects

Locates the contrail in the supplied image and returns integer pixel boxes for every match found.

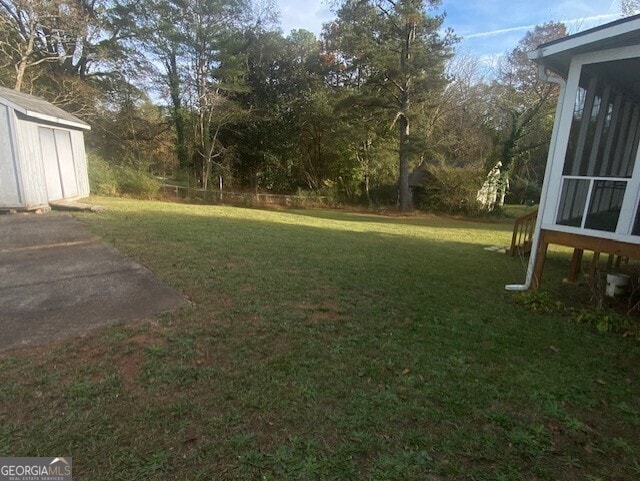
[464,13,620,39]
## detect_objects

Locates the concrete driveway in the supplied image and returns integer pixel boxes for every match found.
[0,213,187,353]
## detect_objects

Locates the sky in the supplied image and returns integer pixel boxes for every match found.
[276,0,625,63]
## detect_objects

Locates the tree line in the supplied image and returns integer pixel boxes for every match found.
[1,0,575,211]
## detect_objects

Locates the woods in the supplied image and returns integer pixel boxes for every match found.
[0,0,569,211]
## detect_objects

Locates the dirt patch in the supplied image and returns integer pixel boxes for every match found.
[294,299,346,322]
[115,336,161,389]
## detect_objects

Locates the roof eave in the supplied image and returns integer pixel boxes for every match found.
[527,15,640,77]
[24,110,91,130]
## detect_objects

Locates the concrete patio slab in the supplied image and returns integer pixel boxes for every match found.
[0,213,187,353]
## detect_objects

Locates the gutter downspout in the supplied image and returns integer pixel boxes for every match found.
[506,63,567,291]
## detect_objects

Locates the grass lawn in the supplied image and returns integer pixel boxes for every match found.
[1,197,639,480]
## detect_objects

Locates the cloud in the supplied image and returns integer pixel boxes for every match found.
[278,1,334,35]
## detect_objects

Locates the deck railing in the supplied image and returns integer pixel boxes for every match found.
[508,210,538,256]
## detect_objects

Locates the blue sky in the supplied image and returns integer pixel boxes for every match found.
[276,0,624,59]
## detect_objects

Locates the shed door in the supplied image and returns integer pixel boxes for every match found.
[39,127,78,200]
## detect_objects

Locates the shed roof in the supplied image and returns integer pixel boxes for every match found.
[0,86,90,130]
[528,14,640,77]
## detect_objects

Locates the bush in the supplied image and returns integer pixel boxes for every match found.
[575,308,637,335]
[115,165,160,199]
[414,167,484,215]
[505,177,542,205]
[87,153,118,196]
[369,184,398,207]
[87,153,159,199]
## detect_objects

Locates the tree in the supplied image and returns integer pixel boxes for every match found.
[488,22,566,207]
[0,0,141,93]
[232,28,347,192]
[326,0,455,211]
[140,0,254,187]
[621,0,640,16]
[137,0,192,170]
[88,82,176,176]
[0,0,73,91]
[425,52,492,167]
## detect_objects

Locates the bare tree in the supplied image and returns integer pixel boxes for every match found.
[621,0,640,16]
[0,0,63,91]
[197,90,247,190]
[489,22,566,207]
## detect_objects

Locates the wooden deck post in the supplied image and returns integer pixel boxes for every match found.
[531,230,550,290]
[590,251,601,275]
[564,248,584,283]
[523,229,640,291]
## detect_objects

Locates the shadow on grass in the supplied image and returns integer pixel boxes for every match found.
[2,199,635,481]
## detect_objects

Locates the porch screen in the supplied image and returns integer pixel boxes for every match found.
[557,59,640,232]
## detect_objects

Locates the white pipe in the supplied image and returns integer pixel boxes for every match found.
[505,65,567,291]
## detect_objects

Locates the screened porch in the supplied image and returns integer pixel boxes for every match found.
[511,16,640,290]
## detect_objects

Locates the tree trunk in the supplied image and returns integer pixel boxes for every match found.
[497,171,509,207]
[363,145,371,206]
[14,19,36,92]
[398,19,416,212]
[398,114,412,211]
[14,58,27,92]
[166,51,189,170]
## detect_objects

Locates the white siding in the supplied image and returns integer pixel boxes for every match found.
[0,105,22,207]
[15,119,49,207]
[70,129,90,197]
[0,95,90,209]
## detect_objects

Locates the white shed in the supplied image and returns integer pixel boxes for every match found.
[509,14,640,290]
[0,86,91,211]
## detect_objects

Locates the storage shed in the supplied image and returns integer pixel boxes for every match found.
[508,14,640,290]
[0,86,90,211]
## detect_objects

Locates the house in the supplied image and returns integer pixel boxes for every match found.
[0,86,90,211]
[508,14,640,290]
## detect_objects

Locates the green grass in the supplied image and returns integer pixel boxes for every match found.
[1,197,639,480]
[501,203,538,218]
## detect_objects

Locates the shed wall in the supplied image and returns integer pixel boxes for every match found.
[14,118,49,208]
[0,104,21,207]
[70,129,90,197]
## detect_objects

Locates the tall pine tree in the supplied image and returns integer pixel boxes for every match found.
[327,0,454,210]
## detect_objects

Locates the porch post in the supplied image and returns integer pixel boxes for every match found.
[531,230,550,290]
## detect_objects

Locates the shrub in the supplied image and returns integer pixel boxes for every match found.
[414,167,484,215]
[87,153,118,196]
[86,152,159,199]
[369,184,398,207]
[115,165,160,199]
[505,176,542,205]
[575,308,639,338]
[513,290,565,313]
[294,188,335,208]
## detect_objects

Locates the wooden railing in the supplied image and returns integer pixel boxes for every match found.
[508,210,538,256]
